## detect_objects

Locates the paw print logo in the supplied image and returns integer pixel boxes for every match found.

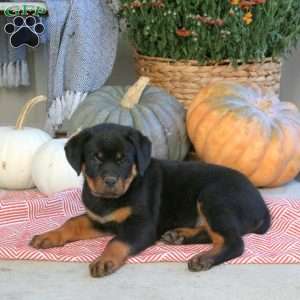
[4,16,44,48]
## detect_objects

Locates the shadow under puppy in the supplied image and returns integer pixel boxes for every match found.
[30,124,271,277]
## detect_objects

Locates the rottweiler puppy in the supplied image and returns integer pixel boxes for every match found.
[30,124,270,277]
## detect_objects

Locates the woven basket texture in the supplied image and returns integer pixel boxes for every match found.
[135,53,281,109]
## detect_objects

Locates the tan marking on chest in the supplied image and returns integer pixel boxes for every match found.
[86,207,132,224]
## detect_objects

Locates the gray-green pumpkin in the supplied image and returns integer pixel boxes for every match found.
[68,77,190,160]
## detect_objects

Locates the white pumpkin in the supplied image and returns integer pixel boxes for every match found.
[32,138,83,195]
[0,96,51,190]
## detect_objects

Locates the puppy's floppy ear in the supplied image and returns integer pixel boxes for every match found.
[64,129,91,175]
[127,129,152,176]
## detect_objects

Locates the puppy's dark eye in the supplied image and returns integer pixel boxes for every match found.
[94,153,103,164]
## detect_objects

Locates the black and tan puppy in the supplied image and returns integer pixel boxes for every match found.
[30,124,270,277]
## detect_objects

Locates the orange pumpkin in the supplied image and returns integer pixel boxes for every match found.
[187,81,300,187]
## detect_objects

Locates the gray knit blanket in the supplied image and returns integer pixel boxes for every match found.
[0,0,118,132]
[44,0,119,132]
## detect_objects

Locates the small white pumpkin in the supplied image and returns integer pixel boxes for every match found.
[32,138,83,195]
[0,96,51,190]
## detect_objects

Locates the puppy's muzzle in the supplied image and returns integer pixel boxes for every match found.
[103,176,118,188]
[84,165,137,199]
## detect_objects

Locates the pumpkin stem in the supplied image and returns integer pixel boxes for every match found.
[120,77,150,109]
[15,95,47,129]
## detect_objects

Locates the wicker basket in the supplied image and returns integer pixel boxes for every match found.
[135,53,281,110]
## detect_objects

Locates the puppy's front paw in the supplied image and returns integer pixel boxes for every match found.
[188,254,214,272]
[89,257,120,278]
[29,232,65,249]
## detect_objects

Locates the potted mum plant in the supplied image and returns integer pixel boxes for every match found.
[119,0,300,108]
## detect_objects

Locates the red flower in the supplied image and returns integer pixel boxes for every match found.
[195,15,225,27]
[239,0,266,9]
[150,0,165,8]
[176,28,192,37]
[130,0,142,9]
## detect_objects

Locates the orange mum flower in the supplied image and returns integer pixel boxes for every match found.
[230,0,241,5]
[243,11,253,24]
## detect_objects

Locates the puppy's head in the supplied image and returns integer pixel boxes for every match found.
[65,124,151,198]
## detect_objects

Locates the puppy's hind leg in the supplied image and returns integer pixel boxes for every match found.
[184,231,212,244]
[188,207,244,271]
[188,233,244,271]
[254,213,271,234]
[161,226,211,245]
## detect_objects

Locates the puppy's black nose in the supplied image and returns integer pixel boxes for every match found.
[104,176,118,188]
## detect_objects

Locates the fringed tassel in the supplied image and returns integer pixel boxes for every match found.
[0,60,30,88]
[45,91,88,135]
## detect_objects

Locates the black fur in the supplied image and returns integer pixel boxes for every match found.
[65,123,271,271]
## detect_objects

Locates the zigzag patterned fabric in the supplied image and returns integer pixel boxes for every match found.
[0,189,299,264]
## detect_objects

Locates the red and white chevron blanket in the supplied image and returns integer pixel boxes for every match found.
[0,189,299,264]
